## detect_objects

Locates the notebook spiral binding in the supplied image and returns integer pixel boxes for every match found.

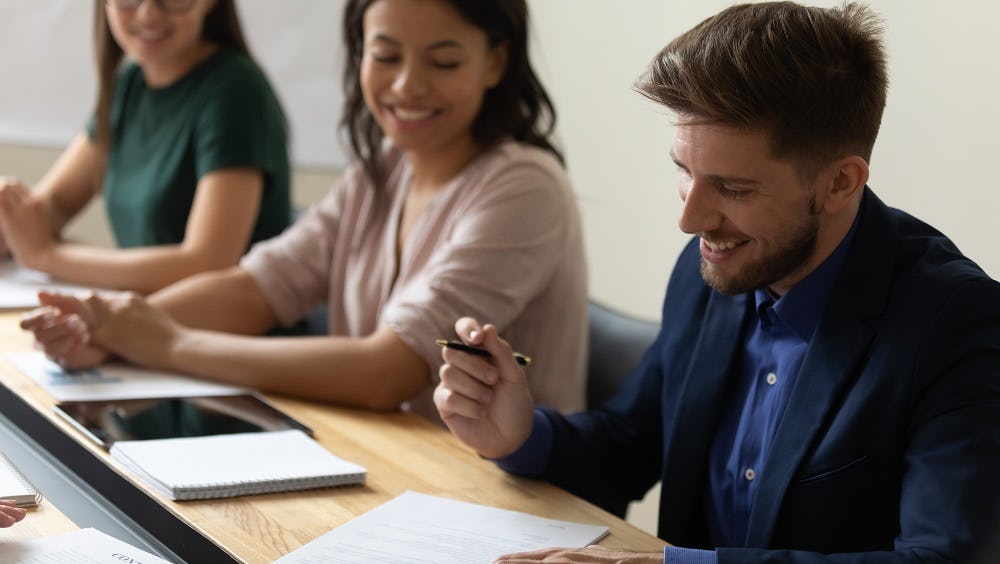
[0,452,43,508]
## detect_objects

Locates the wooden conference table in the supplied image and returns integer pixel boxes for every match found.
[0,498,77,545]
[0,311,666,562]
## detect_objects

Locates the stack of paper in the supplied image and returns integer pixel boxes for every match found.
[110,430,365,500]
[0,261,93,310]
[6,352,248,401]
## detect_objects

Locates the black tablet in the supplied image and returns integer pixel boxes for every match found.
[53,394,313,450]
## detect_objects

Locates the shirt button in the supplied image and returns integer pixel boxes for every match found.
[766,372,778,386]
[744,468,756,481]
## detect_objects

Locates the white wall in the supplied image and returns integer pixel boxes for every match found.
[529,0,1000,320]
[2,1,996,322]
[0,0,346,169]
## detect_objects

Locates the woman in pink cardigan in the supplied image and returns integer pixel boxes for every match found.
[22,0,587,420]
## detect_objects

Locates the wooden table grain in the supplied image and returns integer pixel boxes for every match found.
[0,311,666,563]
[0,501,78,545]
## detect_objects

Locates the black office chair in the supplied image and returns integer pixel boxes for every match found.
[584,301,660,517]
[586,301,660,410]
[301,304,329,335]
[285,207,331,336]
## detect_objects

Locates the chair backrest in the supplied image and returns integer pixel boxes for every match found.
[303,304,329,335]
[586,301,660,410]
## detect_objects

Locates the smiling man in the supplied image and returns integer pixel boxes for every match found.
[433,2,1000,563]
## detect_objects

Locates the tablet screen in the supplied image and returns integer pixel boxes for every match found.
[53,395,313,449]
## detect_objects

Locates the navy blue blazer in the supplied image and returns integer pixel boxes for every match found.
[539,189,1000,562]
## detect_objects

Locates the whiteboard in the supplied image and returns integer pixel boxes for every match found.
[0,0,347,170]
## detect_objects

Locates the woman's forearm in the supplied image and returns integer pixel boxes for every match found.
[168,326,430,410]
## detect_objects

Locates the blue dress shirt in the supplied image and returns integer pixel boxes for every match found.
[500,218,858,561]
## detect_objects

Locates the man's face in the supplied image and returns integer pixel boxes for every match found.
[672,123,825,296]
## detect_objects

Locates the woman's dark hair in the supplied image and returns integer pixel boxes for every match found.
[92,0,252,150]
[341,0,562,190]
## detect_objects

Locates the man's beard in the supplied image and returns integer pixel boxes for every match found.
[700,209,820,296]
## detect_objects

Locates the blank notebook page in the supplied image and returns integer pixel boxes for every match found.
[110,429,366,500]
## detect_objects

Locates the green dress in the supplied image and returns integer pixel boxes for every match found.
[95,48,291,249]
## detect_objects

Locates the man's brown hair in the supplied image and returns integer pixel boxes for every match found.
[638,2,887,179]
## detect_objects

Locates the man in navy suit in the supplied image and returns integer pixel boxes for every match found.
[434,2,1000,563]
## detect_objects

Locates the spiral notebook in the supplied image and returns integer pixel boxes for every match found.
[110,430,366,501]
[0,452,42,507]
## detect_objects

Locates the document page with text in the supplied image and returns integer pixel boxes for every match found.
[0,528,174,564]
[275,490,609,564]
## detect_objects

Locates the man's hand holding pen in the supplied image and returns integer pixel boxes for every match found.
[435,339,532,367]
[434,318,536,460]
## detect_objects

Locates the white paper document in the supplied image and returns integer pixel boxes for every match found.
[274,491,610,564]
[0,262,94,310]
[0,527,175,563]
[6,352,247,401]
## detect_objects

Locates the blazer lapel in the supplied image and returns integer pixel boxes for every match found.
[660,290,748,542]
[745,188,898,546]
